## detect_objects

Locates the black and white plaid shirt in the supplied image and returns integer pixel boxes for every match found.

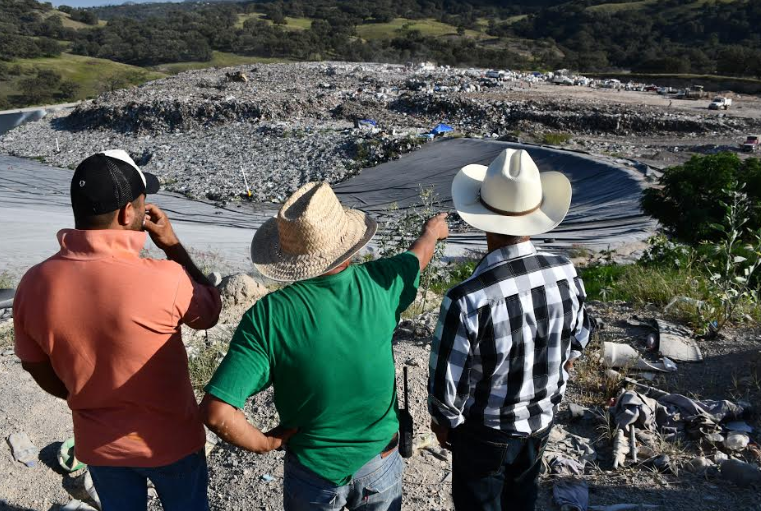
[428,241,592,435]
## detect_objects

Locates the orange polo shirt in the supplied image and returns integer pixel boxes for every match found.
[13,229,222,467]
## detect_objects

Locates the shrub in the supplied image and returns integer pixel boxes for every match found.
[641,153,761,244]
[541,132,572,145]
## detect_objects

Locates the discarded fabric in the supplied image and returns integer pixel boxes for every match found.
[553,480,589,511]
[548,455,586,476]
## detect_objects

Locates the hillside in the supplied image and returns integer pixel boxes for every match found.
[1,0,761,109]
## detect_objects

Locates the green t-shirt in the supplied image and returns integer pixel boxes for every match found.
[205,252,420,485]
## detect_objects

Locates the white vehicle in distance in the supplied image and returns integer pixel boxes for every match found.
[485,69,506,80]
[709,97,733,110]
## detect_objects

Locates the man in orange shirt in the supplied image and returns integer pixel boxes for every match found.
[13,150,222,511]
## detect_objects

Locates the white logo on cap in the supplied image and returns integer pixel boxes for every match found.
[79,180,86,187]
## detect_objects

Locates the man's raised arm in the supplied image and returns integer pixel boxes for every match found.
[409,213,449,270]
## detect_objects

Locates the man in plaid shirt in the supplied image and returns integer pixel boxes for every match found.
[428,149,592,511]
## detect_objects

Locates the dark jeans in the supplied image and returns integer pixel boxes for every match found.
[451,422,551,511]
[88,450,209,511]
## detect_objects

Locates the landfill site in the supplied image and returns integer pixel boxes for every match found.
[1,62,761,510]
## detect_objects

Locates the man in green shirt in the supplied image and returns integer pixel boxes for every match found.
[201,182,448,510]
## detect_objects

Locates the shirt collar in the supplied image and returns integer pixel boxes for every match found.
[57,229,147,260]
[473,241,537,278]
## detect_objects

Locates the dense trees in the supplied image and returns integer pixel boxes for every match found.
[3,0,761,77]
[509,0,761,76]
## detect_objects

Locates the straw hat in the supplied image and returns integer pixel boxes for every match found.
[452,148,572,236]
[251,182,377,282]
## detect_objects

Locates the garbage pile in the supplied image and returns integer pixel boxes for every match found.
[1,61,757,203]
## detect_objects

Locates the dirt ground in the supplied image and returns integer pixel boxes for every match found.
[477,82,761,170]
[2,297,760,511]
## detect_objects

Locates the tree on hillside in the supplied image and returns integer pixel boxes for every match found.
[18,68,62,105]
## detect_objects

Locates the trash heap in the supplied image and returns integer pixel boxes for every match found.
[1,61,758,204]
[547,314,761,511]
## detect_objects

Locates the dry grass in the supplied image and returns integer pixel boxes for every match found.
[188,339,228,391]
[0,328,13,350]
[572,329,628,407]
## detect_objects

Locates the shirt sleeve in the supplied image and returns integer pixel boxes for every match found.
[204,304,271,409]
[571,276,592,352]
[427,294,472,429]
[173,268,222,330]
[13,318,49,363]
[12,281,49,363]
[364,251,421,316]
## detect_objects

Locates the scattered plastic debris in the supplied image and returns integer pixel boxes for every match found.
[724,431,750,451]
[260,474,275,482]
[84,470,101,508]
[663,296,705,314]
[652,319,703,362]
[725,421,753,433]
[603,342,676,373]
[7,432,38,467]
[58,437,86,472]
[61,500,98,511]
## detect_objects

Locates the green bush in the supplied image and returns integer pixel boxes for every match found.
[641,153,761,244]
[541,132,572,145]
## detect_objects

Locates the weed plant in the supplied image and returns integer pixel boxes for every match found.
[378,186,447,316]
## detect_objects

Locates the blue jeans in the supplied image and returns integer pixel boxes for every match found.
[88,450,209,511]
[451,423,551,511]
[283,449,404,511]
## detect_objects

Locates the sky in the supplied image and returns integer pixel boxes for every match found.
[49,0,184,7]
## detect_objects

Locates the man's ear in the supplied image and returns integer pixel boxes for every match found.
[117,201,135,227]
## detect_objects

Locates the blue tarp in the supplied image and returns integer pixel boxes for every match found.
[430,123,454,136]
[358,119,377,127]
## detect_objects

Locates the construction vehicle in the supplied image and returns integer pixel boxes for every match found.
[685,85,708,100]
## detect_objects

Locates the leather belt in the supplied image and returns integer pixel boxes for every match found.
[381,433,399,458]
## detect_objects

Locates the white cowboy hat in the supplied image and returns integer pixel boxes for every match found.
[452,148,572,236]
[251,182,377,282]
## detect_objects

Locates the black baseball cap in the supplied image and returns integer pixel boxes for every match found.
[71,150,160,217]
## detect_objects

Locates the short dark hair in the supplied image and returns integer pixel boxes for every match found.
[74,210,118,230]
[73,196,141,230]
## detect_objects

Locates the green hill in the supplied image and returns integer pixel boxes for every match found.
[2,0,761,109]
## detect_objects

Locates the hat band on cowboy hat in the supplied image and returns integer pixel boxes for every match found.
[251,182,377,282]
[453,148,572,237]
[479,193,542,217]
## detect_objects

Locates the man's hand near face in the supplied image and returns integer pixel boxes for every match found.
[142,203,211,287]
[143,203,180,251]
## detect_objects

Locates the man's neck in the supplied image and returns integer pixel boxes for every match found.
[485,233,530,252]
[321,261,351,277]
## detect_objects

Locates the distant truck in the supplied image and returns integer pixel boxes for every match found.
[742,135,759,152]
[709,97,732,110]
[685,85,708,100]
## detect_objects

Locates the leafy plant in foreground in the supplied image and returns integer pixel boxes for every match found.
[703,189,761,335]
